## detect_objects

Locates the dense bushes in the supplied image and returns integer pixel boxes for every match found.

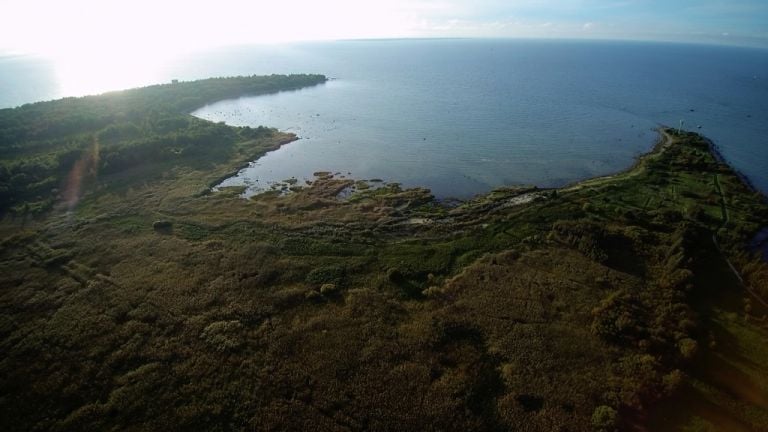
[1,96,766,431]
[552,220,610,262]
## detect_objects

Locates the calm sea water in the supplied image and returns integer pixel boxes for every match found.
[2,40,767,198]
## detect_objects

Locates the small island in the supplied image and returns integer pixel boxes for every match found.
[0,75,766,431]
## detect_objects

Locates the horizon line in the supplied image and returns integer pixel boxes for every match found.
[2,35,766,59]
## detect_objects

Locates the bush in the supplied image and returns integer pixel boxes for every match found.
[662,369,684,396]
[678,338,698,361]
[152,220,172,232]
[305,265,345,285]
[591,405,618,431]
[200,320,244,352]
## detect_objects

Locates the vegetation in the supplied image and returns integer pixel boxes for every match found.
[0,73,327,215]
[0,78,767,431]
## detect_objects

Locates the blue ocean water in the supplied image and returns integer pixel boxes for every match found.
[2,39,767,198]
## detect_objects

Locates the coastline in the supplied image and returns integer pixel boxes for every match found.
[706,136,766,200]
[559,127,674,192]
[202,134,299,195]
[211,125,766,209]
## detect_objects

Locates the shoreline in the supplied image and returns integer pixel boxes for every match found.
[705,136,766,201]
[558,127,673,193]
[205,129,666,202]
[201,120,768,213]
[211,125,767,206]
[202,134,299,195]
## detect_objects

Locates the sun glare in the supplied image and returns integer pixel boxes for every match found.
[3,0,418,56]
[1,0,421,96]
[51,50,169,97]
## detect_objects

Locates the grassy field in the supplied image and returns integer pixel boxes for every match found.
[1,80,767,431]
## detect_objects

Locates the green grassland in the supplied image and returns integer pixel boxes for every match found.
[1,77,767,431]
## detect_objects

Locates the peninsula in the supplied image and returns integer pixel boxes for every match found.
[1,75,766,431]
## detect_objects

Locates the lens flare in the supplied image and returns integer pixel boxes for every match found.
[62,138,100,211]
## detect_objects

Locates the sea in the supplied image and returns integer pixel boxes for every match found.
[2,39,767,198]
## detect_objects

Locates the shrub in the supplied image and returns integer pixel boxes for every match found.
[152,220,172,232]
[387,267,404,283]
[678,338,698,361]
[200,320,244,352]
[591,405,618,431]
[305,265,345,285]
[662,369,684,396]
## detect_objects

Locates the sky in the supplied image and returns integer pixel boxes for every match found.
[1,0,767,57]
